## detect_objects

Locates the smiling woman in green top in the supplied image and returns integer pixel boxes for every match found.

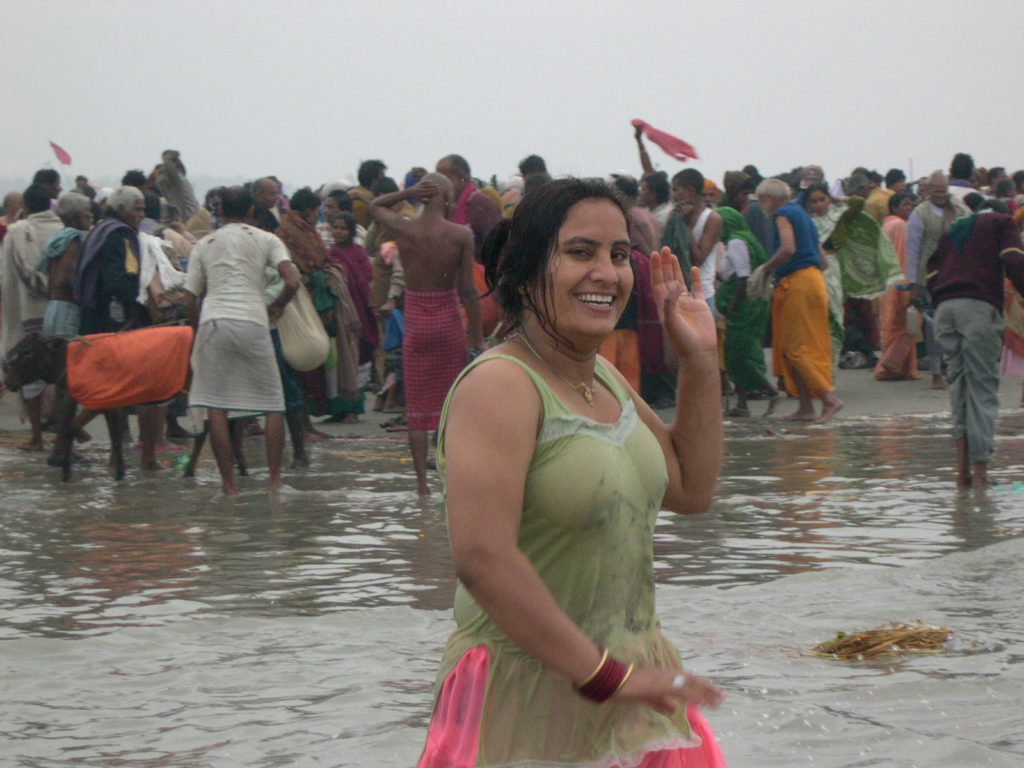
[414,178,727,768]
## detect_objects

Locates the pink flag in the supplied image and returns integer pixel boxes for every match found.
[631,119,698,162]
[49,140,72,166]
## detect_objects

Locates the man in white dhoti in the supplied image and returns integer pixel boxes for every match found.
[184,186,299,495]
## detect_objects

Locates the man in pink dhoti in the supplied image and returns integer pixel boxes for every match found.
[369,174,485,495]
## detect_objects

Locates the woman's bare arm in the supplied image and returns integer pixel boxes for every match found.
[445,354,721,713]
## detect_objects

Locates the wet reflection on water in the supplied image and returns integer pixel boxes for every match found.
[1,411,1023,766]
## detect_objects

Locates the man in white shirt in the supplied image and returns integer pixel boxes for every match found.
[671,168,722,310]
[184,186,300,495]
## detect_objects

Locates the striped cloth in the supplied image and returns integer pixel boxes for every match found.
[403,288,466,431]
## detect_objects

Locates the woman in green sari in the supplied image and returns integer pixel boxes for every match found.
[715,207,780,416]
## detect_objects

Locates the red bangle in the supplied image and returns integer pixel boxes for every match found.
[576,651,629,703]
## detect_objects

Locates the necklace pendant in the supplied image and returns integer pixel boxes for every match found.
[577,383,595,406]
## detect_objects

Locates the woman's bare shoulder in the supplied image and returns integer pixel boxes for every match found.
[448,350,542,424]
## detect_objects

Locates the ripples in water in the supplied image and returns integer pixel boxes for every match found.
[1,411,1023,766]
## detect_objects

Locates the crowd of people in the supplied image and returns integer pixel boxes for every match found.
[2,140,1024,493]
[2,136,1024,766]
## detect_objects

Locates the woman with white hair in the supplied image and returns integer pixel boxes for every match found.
[756,178,844,423]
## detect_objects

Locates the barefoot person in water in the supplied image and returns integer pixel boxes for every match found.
[415,178,726,767]
[757,178,844,423]
[369,174,484,496]
[183,186,300,495]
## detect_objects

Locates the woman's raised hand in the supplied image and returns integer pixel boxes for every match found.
[650,247,717,359]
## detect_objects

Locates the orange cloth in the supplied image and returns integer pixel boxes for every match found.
[598,329,641,391]
[67,325,193,410]
[771,266,833,398]
[874,216,920,380]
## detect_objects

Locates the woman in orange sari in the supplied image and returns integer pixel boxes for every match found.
[874,192,921,380]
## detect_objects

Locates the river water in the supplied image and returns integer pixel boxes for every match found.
[2,412,1023,767]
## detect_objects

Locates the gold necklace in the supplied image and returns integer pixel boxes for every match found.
[515,331,596,407]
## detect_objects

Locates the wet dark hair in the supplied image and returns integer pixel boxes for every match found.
[884,168,906,188]
[888,191,913,214]
[23,183,52,213]
[122,169,148,188]
[328,211,357,243]
[221,186,253,219]
[371,176,399,196]
[289,187,320,212]
[518,154,547,176]
[482,177,629,337]
[963,192,985,212]
[33,169,60,186]
[641,171,669,204]
[358,159,387,189]
[950,152,974,181]
[671,168,704,194]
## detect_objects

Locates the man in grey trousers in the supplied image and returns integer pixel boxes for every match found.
[927,203,1024,487]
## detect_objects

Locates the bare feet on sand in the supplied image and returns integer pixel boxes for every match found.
[814,398,845,424]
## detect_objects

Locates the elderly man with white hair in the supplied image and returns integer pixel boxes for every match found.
[73,185,163,470]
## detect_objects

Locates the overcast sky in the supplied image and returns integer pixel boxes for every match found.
[4,0,1022,197]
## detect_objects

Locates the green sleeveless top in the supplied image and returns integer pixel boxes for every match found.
[433,354,698,767]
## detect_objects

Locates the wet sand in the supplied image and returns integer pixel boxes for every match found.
[2,366,1022,442]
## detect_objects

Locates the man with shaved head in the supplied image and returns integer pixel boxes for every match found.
[370,174,484,496]
[0,190,23,244]
[435,154,501,260]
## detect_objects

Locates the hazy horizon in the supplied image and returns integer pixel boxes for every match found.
[4,0,1023,202]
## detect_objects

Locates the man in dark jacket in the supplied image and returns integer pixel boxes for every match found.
[927,205,1024,486]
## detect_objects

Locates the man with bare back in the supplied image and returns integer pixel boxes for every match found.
[370,174,485,495]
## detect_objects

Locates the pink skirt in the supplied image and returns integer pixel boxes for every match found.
[416,645,727,768]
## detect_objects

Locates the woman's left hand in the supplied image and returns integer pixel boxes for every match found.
[650,247,718,359]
